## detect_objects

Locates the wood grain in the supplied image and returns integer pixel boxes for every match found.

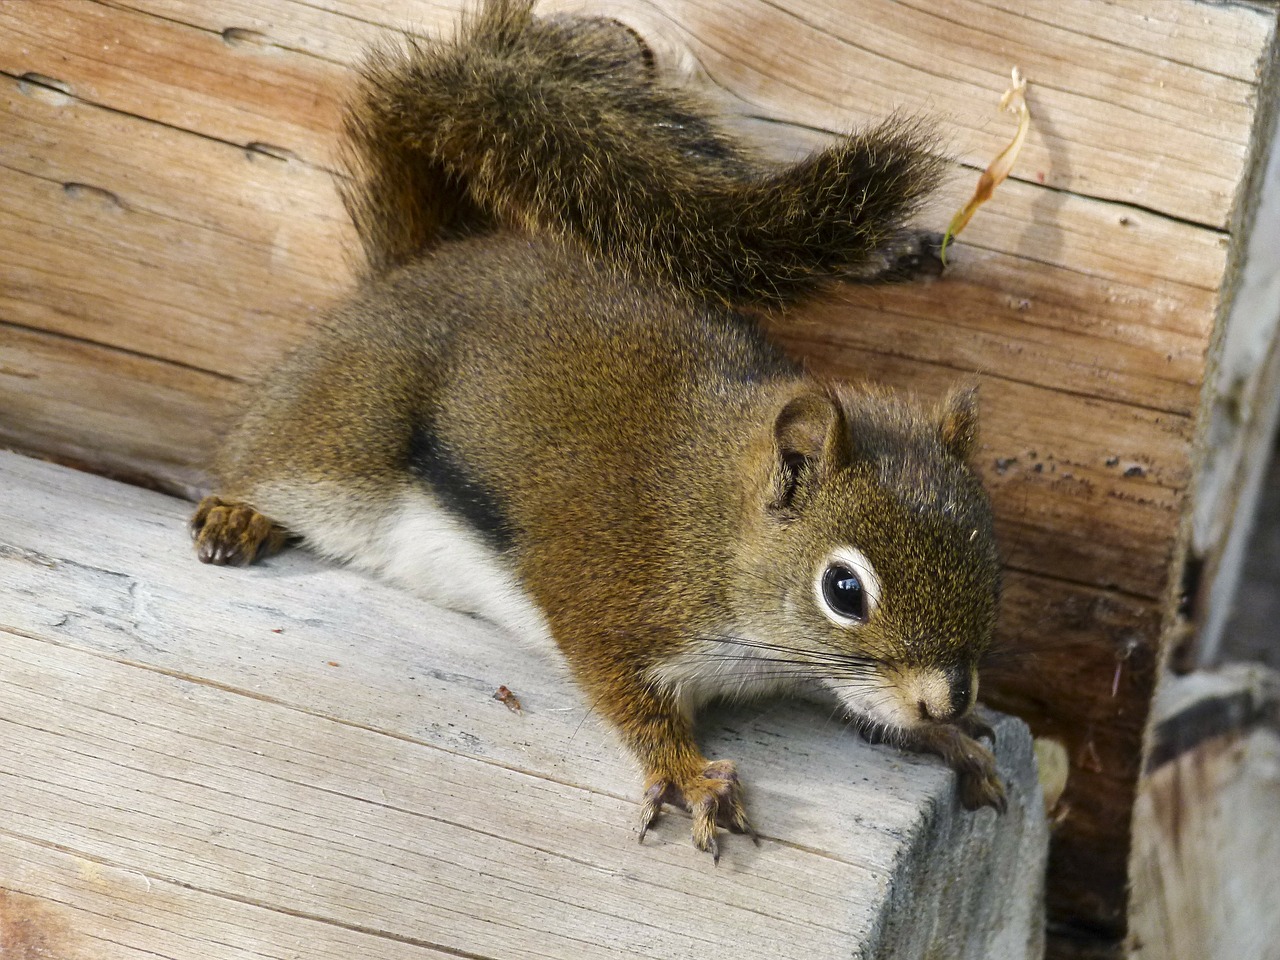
[0,839,460,960]
[0,71,349,376]
[1129,667,1280,960]
[106,0,1270,227]
[0,324,235,498]
[0,451,1049,960]
[1,0,1276,952]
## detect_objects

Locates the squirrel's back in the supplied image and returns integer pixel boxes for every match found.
[217,231,798,633]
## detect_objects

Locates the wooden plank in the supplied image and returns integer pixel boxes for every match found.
[1,636,869,960]
[1129,666,1280,960]
[0,450,1050,960]
[104,0,1271,228]
[0,0,349,168]
[0,73,350,376]
[0,324,235,499]
[662,0,1259,228]
[965,0,1274,82]
[0,0,1274,952]
[782,176,1224,416]
[1,9,1227,397]
[0,839,458,960]
[1185,110,1280,666]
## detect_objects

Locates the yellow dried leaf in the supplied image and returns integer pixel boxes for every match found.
[940,67,1030,264]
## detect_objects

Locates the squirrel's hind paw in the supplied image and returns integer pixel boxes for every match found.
[638,759,757,864]
[839,230,946,285]
[190,496,288,566]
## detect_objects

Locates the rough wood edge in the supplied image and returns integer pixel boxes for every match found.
[1128,663,1280,960]
[1057,10,1280,959]
[1181,8,1280,667]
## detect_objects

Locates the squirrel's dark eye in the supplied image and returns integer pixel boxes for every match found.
[822,564,868,622]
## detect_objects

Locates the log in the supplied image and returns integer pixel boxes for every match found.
[0,450,1048,960]
[1,1,1277,953]
[1185,110,1280,668]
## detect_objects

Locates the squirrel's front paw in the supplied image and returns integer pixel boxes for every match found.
[638,759,757,863]
[950,735,1007,814]
[955,712,997,744]
[899,722,1007,814]
[190,496,287,566]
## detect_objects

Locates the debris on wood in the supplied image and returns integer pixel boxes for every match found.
[1034,737,1070,814]
[493,685,523,714]
[940,67,1030,263]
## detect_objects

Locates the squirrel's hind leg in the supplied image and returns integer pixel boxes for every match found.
[190,496,290,566]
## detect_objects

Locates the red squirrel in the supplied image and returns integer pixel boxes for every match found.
[192,0,1005,862]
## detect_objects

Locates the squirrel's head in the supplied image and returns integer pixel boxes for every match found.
[730,380,1000,734]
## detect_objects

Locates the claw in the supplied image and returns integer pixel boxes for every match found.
[900,723,1007,814]
[638,759,753,862]
[638,781,666,843]
[190,496,286,566]
[959,713,997,744]
[956,741,1007,813]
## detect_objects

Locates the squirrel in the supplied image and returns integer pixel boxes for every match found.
[191,0,1006,861]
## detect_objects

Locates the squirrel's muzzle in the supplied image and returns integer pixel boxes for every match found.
[909,664,976,723]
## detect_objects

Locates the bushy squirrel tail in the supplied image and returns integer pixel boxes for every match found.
[340,0,946,307]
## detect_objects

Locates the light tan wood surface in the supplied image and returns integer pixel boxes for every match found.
[1,1,1277,953]
[0,450,1048,960]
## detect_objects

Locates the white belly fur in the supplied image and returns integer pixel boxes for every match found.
[254,481,554,649]
[648,633,815,713]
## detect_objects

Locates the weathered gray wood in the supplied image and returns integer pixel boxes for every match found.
[3,4,1277,944]
[0,450,1048,959]
[1129,665,1280,960]
[1189,107,1280,667]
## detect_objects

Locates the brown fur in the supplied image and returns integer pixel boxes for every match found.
[341,0,946,305]
[192,0,1004,860]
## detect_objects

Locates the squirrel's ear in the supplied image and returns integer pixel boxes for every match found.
[768,386,851,513]
[937,383,980,461]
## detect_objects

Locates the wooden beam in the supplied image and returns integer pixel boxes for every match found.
[0,323,235,499]
[0,1,1275,952]
[1129,666,1280,959]
[0,451,1049,960]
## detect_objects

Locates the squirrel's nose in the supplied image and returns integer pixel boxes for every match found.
[915,666,974,723]
[917,698,960,723]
